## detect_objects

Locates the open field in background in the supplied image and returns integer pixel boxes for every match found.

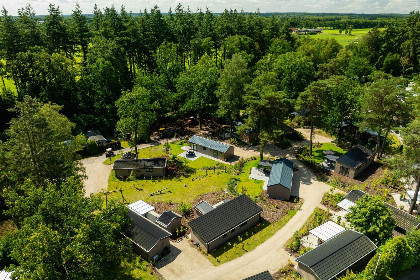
[309,28,378,46]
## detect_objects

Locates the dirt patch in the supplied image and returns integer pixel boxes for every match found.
[0,219,16,237]
[295,128,334,144]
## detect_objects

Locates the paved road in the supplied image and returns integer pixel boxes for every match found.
[157,159,331,280]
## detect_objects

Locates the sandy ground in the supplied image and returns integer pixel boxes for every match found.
[157,159,331,280]
[295,128,334,144]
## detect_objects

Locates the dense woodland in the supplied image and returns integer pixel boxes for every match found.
[0,3,419,279]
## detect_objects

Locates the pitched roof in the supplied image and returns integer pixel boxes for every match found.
[157,211,182,227]
[296,230,377,280]
[128,200,155,216]
[88,135,106,142]
[243,271,273,280]
[113,158,167,169]
[267,158,294,189]
[336,145,374,169]
[126,212,171,252]
[189,135,231,153]
[189,195,263,244]
[309,221,346,242]
[385,203,420,232]
[194,201,214,215]
[338,190,420,232]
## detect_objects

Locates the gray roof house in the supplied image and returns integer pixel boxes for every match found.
[189,195,263,252]
[338,190,420,233]
[125,211,171,261]
[85,130,107,144]
[296,230,377,280]
[156,211,182,234]
[334,145,374,179]
[113,158,167,179]
[189,135,234,161]
[266,158,294,200]
[243,270,274,280]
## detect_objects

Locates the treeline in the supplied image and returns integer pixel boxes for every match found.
[0,4,419,141]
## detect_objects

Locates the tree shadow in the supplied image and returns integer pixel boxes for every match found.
[154,244,182,269]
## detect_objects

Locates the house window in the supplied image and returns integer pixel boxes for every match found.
[146,168,153,172]
[339,166,349,176]
[231,228,235,233]
[222,233,227,238]
[191,143,197,151]
[203,147,207,150]
[240,221,247,228]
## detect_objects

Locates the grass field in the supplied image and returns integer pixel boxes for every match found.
[308,28,377,46]
[311,143,346,164]
[235,160,264,197]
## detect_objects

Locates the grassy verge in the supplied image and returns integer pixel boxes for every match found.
[310,143,346,164]
[206,208,299,266]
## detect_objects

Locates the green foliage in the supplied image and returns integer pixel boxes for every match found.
[288,231,301,253]
[346,195,395,246]
[406,229,420,265]
[4,97,83,186]
[364,237,416,279]
[85,140,99,155]
[177,202,191,215]
[322,188,345,210]
[0,231,16,269]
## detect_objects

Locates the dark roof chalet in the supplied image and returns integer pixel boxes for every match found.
[385,203,420,232]
[126,212,171,252]
[267,158,294,189]
[189,195,263,244]
[189,135,231,153]
[336,145,374,169]
[296,230,377,280]
[243,270,273,280]
[113,158,167,170]
[157,211,181,227]
[194,201,214,215]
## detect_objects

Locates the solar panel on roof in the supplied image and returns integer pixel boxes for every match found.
[128,200,155,215]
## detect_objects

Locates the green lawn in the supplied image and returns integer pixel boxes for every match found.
[206,209,298,265]
[311,28,379,46]
[114,254,159,280]
[311,143,346,164]
[236,160,264,197]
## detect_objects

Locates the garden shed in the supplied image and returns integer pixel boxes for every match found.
[296,230,377,280]
[334,145,374,179]
[188,135,234,161]
[266,158,294,200]
[113,157,167,178]
[125,212,171,262]
[189,195,262,252]
[156,211,182,234]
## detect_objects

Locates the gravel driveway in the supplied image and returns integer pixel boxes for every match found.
[157,159,331,280]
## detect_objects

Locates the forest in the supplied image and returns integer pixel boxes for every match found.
[0,3,419,280]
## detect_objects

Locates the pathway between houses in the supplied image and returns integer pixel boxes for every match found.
[157,159,331,280]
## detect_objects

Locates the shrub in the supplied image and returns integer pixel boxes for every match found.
[84,140,98,155]
[177,202,191,215]
[363,236,416,279]
[406,229,420,265]
[0,232,16,269]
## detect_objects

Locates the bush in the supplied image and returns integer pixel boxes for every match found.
[363,236,416,279]
[406,229,420,265]
[84,140,99,155]
[0,232,16,269]
[177,202,191,215]
[227,177,240,194]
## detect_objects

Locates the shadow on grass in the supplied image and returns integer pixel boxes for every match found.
[209,218,271,260]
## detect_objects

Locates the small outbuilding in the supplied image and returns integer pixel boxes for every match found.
[266,158,294,200]
[86,130,107,145]
[296,230,377,280]
[189,195,262,252]
[243,270,273,280]
[156,211,182,234]
[194,200,214,216]
[113,158,167,179]
[125,211,171,262]
[334,145,374,179]
[189,135,234,161]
